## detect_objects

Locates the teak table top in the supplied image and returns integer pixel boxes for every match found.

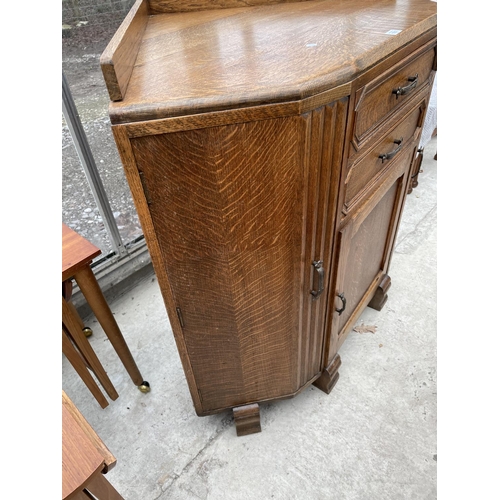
[62,395,104,499]
[62,223,101,282]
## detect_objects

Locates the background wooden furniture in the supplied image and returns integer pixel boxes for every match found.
[62,223,150,406]
[101,0,437,435]
[408,72,438,193]
[62,390,124,499]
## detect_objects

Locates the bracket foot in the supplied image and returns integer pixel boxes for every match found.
[233,403,261,436]
[368,274,391,311]
[313,354,342,395]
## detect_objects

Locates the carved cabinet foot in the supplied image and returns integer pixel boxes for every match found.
[368,274,391,311]
[313,354,342,395]
[233,403,261,436]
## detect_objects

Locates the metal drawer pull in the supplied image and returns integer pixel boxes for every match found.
[392,74,418,99]
[379,138,403,163]
[311,260,324,300]
[336,292,346,315]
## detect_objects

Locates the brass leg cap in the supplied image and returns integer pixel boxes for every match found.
[82,327,93,337]
[139,381,150,393]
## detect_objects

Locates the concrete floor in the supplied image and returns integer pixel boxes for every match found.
[62,136,437,500]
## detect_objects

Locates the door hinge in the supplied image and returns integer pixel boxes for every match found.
[176,307,184,328]
[138,171,152,205]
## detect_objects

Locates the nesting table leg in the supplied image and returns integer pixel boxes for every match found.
[62,329,109,409]
[63,296,119,402]
[84,472,125,500]
[74,264,149,391]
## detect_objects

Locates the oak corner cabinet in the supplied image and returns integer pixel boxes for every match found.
[101,0,437,436]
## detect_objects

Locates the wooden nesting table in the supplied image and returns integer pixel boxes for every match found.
[62,390,123,499]
[62,223,150,405]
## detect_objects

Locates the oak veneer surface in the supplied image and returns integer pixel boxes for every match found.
[338,179,398,334]
[149,0,315,14]
[130,104,346,412]
[107,0,436,123]
[103,0,436,427]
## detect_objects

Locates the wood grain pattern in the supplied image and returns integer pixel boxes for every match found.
[233,403,261,436]
[104,1,437,430]
[332,147,413,357]
[368,273,392,311]
[62,391,123,499]
[63,296,119,402]
[298,99,347,388]
[313,353,341,394]
[112,124,203,412]
[149,0,311,14]
[62,391,117,473]
[118,82,351,134]
[130,116,313,412]
[73,265,145,387]
[62,223,101,282]
[128,108,347,413]
[352,42,435,151]
[347,82,430,169]
[103,0,437,122]
[62,400,104,499]
[62,329,110,410]
[338,182,399,335]
[344,97,426,213]
[83,473,124,500]
[100,0,149,101]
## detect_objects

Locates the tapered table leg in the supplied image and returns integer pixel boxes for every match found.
[63,297,119,401]
[85,472,125,500]
[74,265,148,389]
[62,329,109,409]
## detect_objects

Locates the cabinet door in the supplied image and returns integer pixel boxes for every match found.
[325,145,415,359]
[126,102,347,414]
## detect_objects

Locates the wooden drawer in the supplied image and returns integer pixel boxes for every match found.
[351,44,435,153]
[343,98,426,214]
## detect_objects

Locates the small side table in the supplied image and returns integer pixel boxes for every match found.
[62,390,124,499]
[62,223,150,402]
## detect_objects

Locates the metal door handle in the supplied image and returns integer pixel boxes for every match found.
[379,138,403,163]
[336,292,346,315]
[311,261,324,300]
[392,74,418,99]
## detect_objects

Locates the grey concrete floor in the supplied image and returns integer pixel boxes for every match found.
[62,136,437,500]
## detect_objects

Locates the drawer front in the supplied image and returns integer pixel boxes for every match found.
[351,45,435,152]
[343,98,426,214]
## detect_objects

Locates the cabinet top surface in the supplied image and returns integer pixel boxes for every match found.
[105,0,436,123]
